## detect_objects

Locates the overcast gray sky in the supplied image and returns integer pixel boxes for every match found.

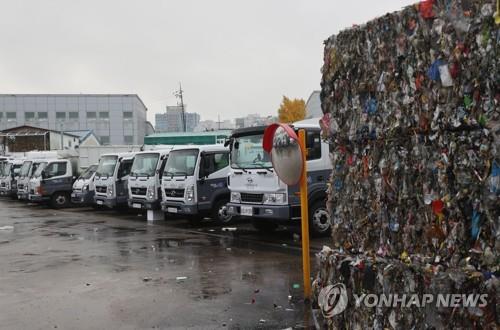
[0,0,416,124]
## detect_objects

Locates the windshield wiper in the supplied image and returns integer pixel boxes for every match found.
[231,164,248,173]
[252,163,274,173]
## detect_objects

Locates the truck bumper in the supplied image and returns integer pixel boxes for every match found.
[28,194,50,203]
[0,188,16,197]
[72,191,95,205]
[128,198,161,210]
[17,191,29,200]
[161,201,198,215]
[227,203,293,221]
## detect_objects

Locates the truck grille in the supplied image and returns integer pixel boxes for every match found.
[241,193,264,203]
[131,187,147,195]
[164,188,185,198]
[0,182,5,188]
[96,186,107,193]
[17,184,24,190]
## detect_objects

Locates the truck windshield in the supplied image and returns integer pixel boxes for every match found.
[231,133,272,169]
[164,149,198,177]
[131,153,159,177]
[80,165,98,180]
[13,164,22,175]
[33,162,48,177]
[4,163,12,175]
[96,156,118,177]
[31,162,44,177]
[20,161,33,177]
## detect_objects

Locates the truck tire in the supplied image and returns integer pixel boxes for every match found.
[51,192,71,209]
[309,200,331,237]
[252,220,278,233]
[212,199,233,225]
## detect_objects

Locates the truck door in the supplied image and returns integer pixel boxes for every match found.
[116,159,133,199]
[197,152,230,210]
[42,161,71,194]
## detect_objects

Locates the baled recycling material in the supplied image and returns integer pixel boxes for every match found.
[315,0,499,328]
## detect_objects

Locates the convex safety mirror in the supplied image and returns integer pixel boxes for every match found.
[263,123,304,185]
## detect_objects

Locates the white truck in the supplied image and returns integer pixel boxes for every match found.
[94,152,135,208]
[226,120,333,236]
[0,158,25,198]
[128,148,172,211]
[17,159,48,200]
[71,164,98,206]
[161,145,232,224]
[28,152,81,208]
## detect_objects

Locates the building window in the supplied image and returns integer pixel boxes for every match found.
[124,135,133,144]
[56,112,66,120]
[6,112,16,121]
[100,136,110,145]
[99,112,109,119]
[25,112,35,121]
[38,112,48,120]
[68,112,79,119]
[87,112,96,119]
[123,111,133,119]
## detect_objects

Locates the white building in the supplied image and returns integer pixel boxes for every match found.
[0,94,151,145]
[305,90,322,118]
[194,119,235,132]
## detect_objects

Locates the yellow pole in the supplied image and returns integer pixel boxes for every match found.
[298,129,311,301]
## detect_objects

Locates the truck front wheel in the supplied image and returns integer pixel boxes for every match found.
[51,192,70,209]
[309,200,331,237]
[212,199,233,225]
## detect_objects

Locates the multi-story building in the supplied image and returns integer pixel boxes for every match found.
[163,105,200,132]
[0,94,150,145]
[155,113,168,132]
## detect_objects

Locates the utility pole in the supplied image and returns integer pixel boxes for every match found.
[217,114,221,130]
[174,83,186,132]
[60,122,64,150]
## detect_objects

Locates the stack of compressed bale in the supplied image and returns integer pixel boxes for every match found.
[314,0,499,328]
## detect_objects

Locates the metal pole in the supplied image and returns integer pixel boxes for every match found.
[60,123,64,150]
[298,129,311,301]
[179,82,186,132]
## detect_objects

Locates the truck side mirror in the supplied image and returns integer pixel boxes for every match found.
[306,131,316,149]
[41,170,47,179]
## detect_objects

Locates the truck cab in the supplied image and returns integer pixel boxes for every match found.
[71,164,98,206]
[28,157,80,208]
[0,159,24,198]
[94,153,135,208]
[128,149,171,210]
[226,121,333,236]
[17,160,46,200]
[161,145,232,224]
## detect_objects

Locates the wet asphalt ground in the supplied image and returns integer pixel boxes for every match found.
[0,198,330,329]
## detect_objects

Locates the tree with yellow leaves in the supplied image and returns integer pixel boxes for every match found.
[277,96,306,123]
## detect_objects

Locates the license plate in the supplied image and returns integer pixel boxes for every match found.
[96,200,104,205]
[167,207,178,213]
[241,206,253,216]
[132,203,142,209]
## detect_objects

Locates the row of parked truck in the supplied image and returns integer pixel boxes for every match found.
[0,121,333,235]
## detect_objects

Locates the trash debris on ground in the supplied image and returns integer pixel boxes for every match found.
[175,276,187,282]
[0,226,14,231]
[292,283,300,289]
[222,227,237,232]
[142,277,152,282]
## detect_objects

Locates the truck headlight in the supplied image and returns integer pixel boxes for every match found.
[107,184,114,197]
[147,185,156,200]
[185,185,194,202]
[263,193,286,204]
[230,192,241,203]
